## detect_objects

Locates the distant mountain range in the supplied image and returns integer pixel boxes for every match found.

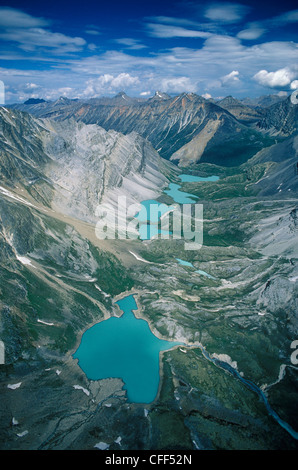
[2,95,297,203]
[9,91,297,167]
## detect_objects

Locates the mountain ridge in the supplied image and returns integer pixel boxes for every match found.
[8,92,280,166]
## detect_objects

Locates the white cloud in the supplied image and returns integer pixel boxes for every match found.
[160,77,196,93]
[24,82,39,90]
[0,28,86,53]
[83,73,140,97]
[253,66,298,89]
[2,21,298,103]
[0,7,49,28]
[43,87,74,100]
[146,23,211,39]
[115,38,147,50]
[271,9,298,25]
[85,30,101,36]
[238,9,298,40]
[87,43,97,51]
[204,3,250,23]
[146,16,204,28]
[202,93,212,99]
[0,7,86,54]
[221,70,240,85]
[202,34,244,52]
[237,28,266,40]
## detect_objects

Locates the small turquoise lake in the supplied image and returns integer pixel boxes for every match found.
[137,174,220,239]
[178,175,219,183]
[176,258,216,279]
[73,294,182,403]
[163,174,220,204]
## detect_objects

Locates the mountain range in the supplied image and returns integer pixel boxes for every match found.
[10,91,297,167]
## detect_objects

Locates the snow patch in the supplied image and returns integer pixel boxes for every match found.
[7,382,22,390]
[16,255,33,266]
[0,186,38,209]
[73,385,90,396]
[37,319,55,326]
[129,251,153,264]
[94,442,110,450]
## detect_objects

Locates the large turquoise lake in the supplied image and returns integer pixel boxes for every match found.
[73,295,182,403]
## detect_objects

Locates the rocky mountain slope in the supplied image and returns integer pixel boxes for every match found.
[216,96,263,123]
[255,95,298,137]
[240,94,290,108]
[246,134,298,196]
[0,107,175,221]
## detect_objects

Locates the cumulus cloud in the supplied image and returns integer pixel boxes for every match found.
[221,70,240,85]
[83,73,140,97]
[253,66,298,89]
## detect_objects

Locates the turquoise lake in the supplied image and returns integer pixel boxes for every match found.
[178,175,219,183]
[135,199,175,240]
[163,174,219,204]
[137,174,220,239]
[73,294,182,403]
[176,258,216,279]
[164,183,198,204]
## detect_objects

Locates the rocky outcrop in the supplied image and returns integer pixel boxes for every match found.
[255,96,298,137]
[216,96,263,123]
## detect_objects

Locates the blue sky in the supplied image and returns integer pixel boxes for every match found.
[0,0,297,102]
